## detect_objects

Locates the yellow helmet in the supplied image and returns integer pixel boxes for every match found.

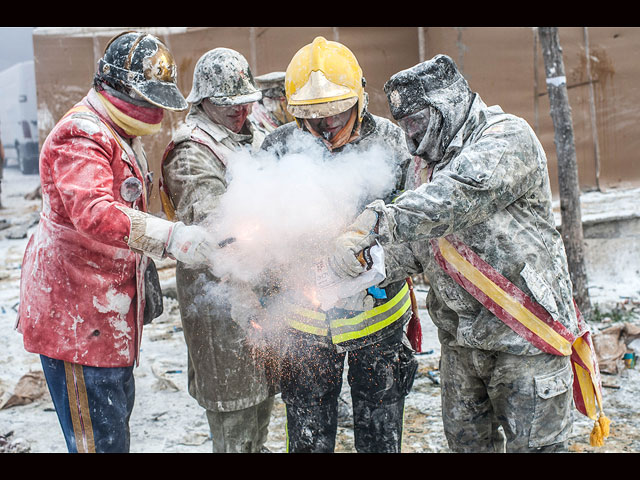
[285,36,366,124]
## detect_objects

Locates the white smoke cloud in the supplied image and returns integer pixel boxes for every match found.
[202,133,398,288]
[190,133,400,353]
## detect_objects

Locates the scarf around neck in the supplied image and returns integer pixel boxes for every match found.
[95,88,164,137]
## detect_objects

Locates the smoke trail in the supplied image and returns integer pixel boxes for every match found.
[203,133,398,287]
[191,133,400,358]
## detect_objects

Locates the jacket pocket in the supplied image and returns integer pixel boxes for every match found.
[520,263,560,321]
[529,364,573,448]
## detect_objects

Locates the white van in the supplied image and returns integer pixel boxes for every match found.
[0,60,39,174]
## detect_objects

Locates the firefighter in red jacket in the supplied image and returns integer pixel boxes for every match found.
[17,31,218,453]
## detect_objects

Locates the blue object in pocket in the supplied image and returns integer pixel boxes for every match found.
[367,285,387,299]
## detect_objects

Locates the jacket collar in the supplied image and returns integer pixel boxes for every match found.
[441,93,486,161]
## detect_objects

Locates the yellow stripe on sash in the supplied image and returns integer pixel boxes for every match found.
[438,237,573,356]
[572,335,604,417]
[574,362,598,419]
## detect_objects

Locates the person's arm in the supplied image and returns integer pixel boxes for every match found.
[162,140,227,226]
[380,241,425,285]
[331,118,543,277]
[50,116,217,265]
[374,118,542,243]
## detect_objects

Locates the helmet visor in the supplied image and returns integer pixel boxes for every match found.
[206,90,262,107]
[132,79,188,112]
[287,97,357,119]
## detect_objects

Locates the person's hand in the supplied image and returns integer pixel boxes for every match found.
[329,209,379,278]
[166,222,217,266]
[333,290,375,312]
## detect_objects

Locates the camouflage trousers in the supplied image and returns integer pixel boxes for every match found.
[440,341,573,452]
[205,396,275,453]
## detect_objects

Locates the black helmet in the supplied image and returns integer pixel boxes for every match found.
[95,31,188,111]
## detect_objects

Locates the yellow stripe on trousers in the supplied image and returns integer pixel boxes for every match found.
[438,237,573,356]
[64,362,96,453]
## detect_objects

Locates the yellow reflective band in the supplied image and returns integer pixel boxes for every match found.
[439,238,573,356]
[287,319,328,336]
[285,404,290,453]
[331,283,409,328]
[284,285,410,342]
[293,307,326,322]
[285,303,328,335]
[331,297,411,344]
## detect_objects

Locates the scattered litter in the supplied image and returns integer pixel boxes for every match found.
[178,430,209,446]
[426,370,440,385]
[151,411,168,421]
[593,322,640,374]
[623,352,637,369]
[0,431,31,453]
[0,370,47,410]
[416,349,435,356]
[150,365,179,392]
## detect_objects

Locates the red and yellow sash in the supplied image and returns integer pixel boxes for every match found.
[431,234,610,446]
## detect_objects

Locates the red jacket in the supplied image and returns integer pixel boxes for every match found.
[18,90,150,367]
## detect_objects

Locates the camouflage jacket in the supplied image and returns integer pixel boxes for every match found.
[161,104,272,411]
[372,94,580,355]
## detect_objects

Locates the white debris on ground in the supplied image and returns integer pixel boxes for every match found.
[1,167,639,453]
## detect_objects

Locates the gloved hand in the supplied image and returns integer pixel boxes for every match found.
[166,222,218,266]
[333,290,375,312]
[329,209,379,278]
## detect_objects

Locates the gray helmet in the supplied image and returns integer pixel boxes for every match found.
[254,71,286,98]
[186,48,262,105]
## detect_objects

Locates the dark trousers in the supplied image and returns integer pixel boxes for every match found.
[40,355,135,453]
[280,327,417,453]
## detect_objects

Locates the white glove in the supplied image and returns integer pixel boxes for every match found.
[333,290,375,312]
[166,222,217,266]
[329,209,379,278]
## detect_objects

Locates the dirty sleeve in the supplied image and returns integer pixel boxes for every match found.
[376,120,541,243]
[162,140,227,226]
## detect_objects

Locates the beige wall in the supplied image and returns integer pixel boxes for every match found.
[33,27,640,215]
